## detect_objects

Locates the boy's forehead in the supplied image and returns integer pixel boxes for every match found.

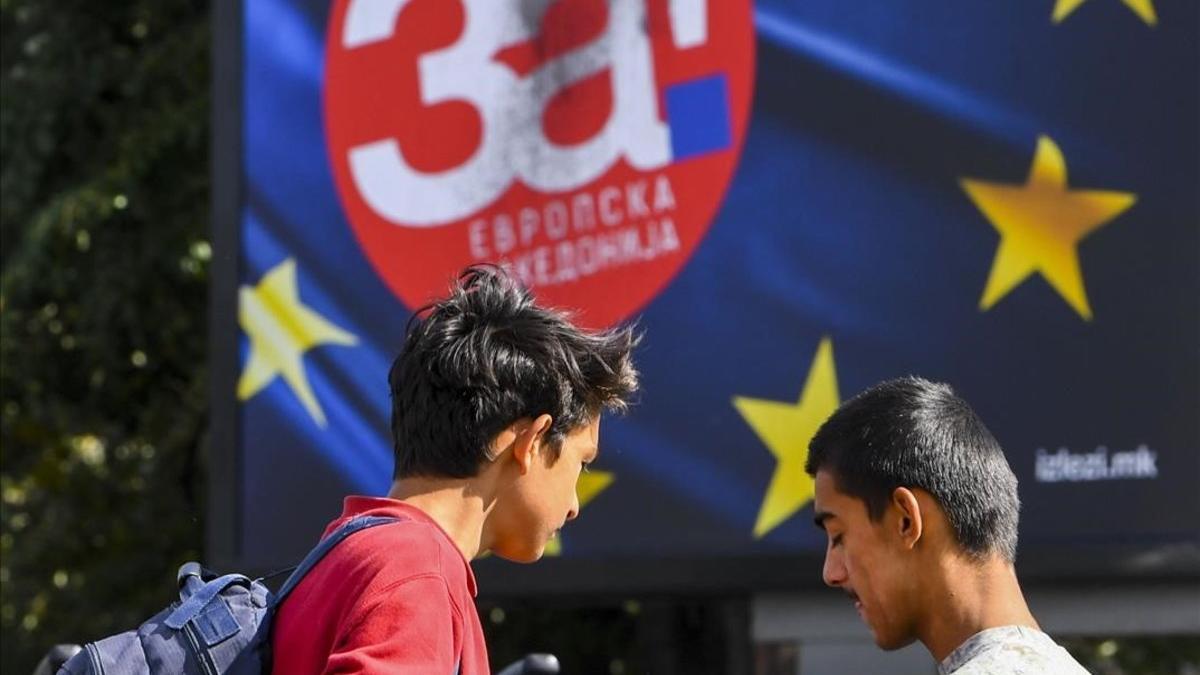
[813,470,861,513]
[565,418,601,450]
[813,469,839,499]
[580,415,601,442]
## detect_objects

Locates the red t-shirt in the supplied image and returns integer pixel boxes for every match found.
[271,497,490,675]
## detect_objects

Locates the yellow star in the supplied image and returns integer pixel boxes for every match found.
[1053,0,1156,26]
[734,337,840,539]
[544,471,615,556]
[960,135,1136,321]
[237,258,358,427]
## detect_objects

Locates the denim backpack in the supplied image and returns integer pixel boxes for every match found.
[56,515,401,675]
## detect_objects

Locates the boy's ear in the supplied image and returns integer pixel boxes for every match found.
[891,487,924,550]
[511,414,553,474]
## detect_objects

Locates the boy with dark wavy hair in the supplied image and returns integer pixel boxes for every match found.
[272,265,640,674]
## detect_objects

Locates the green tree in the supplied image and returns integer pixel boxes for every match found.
[0,0,210,671]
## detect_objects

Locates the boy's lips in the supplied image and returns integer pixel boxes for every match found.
[846,590,864,616]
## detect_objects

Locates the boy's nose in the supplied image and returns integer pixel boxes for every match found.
[822,551,847,588]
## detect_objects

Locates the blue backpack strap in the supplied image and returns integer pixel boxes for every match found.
[272,515,404,606]
[164,574,251,629]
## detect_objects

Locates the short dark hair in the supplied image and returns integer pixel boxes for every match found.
[389,265,640,479]
[806,377,1019,562]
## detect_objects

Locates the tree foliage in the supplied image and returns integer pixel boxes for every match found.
[0,0,210,671]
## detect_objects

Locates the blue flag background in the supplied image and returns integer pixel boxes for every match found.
[226,0,1198,590]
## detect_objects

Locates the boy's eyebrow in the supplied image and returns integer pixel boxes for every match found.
[813,510,836,530]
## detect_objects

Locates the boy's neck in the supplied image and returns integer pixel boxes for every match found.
[386,477,492,561]
[919,554,1039,663]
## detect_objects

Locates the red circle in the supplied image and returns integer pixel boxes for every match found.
[325,0,755,327]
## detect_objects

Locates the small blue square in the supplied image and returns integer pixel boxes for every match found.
[665,74,733,161]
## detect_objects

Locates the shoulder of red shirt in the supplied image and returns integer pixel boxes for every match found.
[325,495,479,598]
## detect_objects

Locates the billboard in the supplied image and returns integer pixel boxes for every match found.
[210,0,1200,592]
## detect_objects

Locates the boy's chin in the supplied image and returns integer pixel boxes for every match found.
[491,543,545,564]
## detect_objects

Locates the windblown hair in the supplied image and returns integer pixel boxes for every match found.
[806,377,1020,562]
[389,265,640,479]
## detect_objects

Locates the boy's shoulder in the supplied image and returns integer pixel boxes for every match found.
[316,497,475,596]
[941,626,1089,675]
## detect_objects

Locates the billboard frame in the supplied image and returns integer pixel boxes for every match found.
[207,0,243,572]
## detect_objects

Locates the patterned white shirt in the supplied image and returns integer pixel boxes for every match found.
[939,625,1090,674]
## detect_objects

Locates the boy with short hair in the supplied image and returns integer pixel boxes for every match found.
[807,377,1088,674]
